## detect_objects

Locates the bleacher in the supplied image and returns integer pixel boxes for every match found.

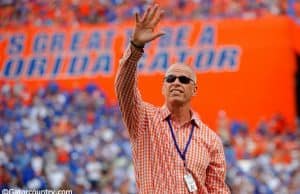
[0,82,299,193]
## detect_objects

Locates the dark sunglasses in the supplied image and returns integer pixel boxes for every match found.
[165,74,195,84]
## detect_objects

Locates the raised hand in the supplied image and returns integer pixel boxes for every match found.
[131,4,165,47]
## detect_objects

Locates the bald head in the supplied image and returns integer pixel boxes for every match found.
[165,63,197,84]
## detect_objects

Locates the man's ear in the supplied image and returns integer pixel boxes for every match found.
[192,85,197,96]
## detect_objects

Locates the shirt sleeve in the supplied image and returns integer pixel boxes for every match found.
[205,136,230,193]
[114,44,146,139]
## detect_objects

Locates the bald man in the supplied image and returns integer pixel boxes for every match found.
[115,4,230,194]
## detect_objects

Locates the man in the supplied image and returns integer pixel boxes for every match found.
[115,4,230,194]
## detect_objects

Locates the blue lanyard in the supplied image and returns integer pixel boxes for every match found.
[167,117,195,167]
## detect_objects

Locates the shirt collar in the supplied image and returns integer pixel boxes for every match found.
[160,105,201,128]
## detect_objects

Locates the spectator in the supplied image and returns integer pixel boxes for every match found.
[0,0,297,27]
[0,81,299,193]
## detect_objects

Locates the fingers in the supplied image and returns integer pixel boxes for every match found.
[141,6,151,22]
[135,12,140,23]
[149,31,165,42]
[146,4,159,23]
[152,9,164,27]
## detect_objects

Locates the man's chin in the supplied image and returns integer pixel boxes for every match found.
[168,98,184,106]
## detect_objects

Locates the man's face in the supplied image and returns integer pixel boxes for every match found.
[162,64,197,106]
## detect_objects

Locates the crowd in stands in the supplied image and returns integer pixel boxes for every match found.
[0,0,300,27]
[0,82,299,194]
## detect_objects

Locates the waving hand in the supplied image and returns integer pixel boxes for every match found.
[131,4,165,47]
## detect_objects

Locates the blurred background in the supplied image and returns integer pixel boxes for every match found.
[0,0,300,193]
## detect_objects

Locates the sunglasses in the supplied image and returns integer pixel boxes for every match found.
[165,74,195,84]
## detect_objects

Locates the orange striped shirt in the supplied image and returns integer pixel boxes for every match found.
[115,45,230,194]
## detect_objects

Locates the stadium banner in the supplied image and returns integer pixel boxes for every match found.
[0,16,296,130]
